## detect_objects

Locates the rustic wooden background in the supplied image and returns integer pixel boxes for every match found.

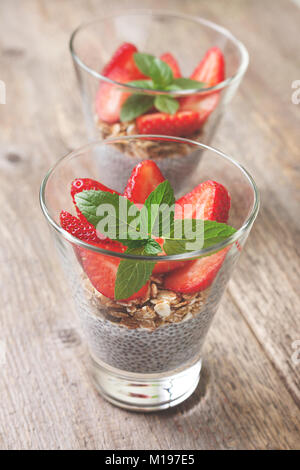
[0,0,299,450]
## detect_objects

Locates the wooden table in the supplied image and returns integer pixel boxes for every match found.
[0,0,299,450]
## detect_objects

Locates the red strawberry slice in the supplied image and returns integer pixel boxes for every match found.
[164,179,231,293]
[60,210,123,248]
[190,47,225,87]
[136,110,201,137]
[79,246,148,301]
[71,178,120,241]
[102,43,143,78]
[71,177,119,216]
[97,43,145,123]
[180,47,225,124]
[153,260,186,274]
[96,67,132,124]
[124,160,165,204]
[163,247,229,293]
[60,210,147,301]
[175,180,231,223]
[180,93,220,124]
[151,238,186,274]
[60,210,103,245]
[160,53,181,78]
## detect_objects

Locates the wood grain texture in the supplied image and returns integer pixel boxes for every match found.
[0,0,299,450]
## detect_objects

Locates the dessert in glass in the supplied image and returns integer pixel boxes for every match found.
[40,136,259,411]
[70,11,249,191]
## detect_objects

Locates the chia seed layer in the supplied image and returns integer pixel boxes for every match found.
[95,118,204,194]
[75,261,229,374]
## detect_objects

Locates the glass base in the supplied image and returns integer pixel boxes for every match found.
[90,355,202,411]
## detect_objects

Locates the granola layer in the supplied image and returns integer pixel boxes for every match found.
[82,273,209,330]
[96,118,203,160]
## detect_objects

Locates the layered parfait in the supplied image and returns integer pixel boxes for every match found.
[60,160,236,374]
[94,43,225,190]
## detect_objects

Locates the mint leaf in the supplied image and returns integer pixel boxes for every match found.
[133,53,156,77]
[154,95,179,114]
[144,238,162,255]
[150,58,174,87]
[163,220,236,255]
[200,220,236,248]
[120,94,154,122]
[74,190,145,242]
[170,78,205,90]
[140,180,175,237]
[134,53,174,88]
[127,79,154,89]
[122,239,148,249]
[115,246,155,300]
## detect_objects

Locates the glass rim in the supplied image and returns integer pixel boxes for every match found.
[39,135,259,262]
[69,9,249,96]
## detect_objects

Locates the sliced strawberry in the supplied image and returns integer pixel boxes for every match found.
[136,110,201,137]
[60,210,123,248]
[163,247,229,293]
[151,238,186,274]
[71,177,119,218]
[160,53,181,78]
[60,210,103,245]
[152,261,183,274]
[190,47,225,87]
[180,93,220,124]
[97,43,145,123]
[124,160,165,204]
[102,43,143,78]
[96,67,133,123]
[175,180,231,223]
[180,47,225,124]
[71,178,120,241]
[60,209,146,301]
[79,245,148,301]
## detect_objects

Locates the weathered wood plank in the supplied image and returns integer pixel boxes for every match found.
[0,0,299,450]
[209,0,300,404]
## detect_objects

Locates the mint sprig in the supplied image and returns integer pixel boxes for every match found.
[120,53,204,122]
[75,182,236,300]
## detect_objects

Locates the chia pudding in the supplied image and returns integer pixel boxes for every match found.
[95,118,207,195]
[75,257,230,374]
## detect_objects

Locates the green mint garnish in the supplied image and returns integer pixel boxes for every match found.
[120,94,154,122]
[115,246,156,300]
[127,80,154,89]
[163,219,237,255]
[120,53,204,122]
[75,182,236,300]
[140,181,175,236]
[134,53,174,88]
[75,190,145,242]
[154,95,179,114]
[167,78,205,91]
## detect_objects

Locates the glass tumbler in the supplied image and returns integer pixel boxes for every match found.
[40,136,259,411]
[69,11,249,192]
